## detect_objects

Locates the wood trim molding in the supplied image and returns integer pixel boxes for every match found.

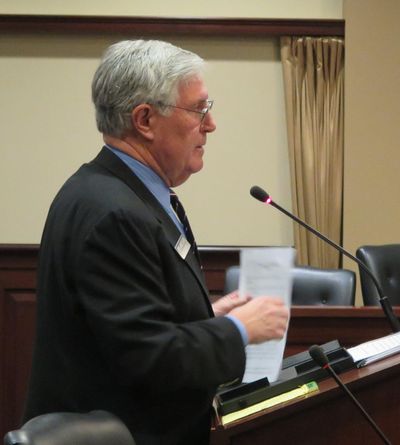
[0,15,344,37]
[0,244,38,270]
[0,244,237,298]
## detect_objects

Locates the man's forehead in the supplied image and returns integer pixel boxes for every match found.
[178,77,208,102]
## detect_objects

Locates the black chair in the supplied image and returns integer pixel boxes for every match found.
[4,410,136,445]
[224,265,356,306]
[356,244,400,306]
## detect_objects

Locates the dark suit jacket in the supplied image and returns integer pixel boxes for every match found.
[24,147,245,445]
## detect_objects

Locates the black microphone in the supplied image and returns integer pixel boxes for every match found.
[250,185,400,333]
[309,345,392,445]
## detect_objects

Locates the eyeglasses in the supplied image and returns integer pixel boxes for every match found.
[157,99,214,123]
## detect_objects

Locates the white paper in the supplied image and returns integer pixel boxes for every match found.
[240,247,295,383]
[347,332,400,366]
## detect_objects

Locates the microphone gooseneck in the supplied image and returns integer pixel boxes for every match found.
[250,185,400,333]
[309,345,392,445]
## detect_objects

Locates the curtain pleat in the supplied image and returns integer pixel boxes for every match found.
[281,36,345,268]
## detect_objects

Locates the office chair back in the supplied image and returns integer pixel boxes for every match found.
[224,265,241,295]
[4,410,135,445]
[356,244,400,306]
[224,265,356,306]
[291,266,356,305]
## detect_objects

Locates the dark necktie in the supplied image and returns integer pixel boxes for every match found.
[170,190,199,261]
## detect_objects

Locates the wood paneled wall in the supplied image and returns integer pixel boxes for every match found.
[0,246,37,437]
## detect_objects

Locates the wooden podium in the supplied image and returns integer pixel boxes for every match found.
[211,354,400,445]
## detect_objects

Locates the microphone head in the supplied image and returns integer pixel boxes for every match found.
[309,344,329,368]
[250,185,270,203]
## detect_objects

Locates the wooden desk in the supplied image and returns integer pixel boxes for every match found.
[211,354,400,445]
[286,306,398,356]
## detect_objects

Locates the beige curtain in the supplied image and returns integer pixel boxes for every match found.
[281,36,345,268]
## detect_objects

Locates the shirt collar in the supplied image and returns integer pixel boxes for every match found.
[105,144,171,211]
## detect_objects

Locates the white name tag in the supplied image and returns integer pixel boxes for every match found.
[175,235,191,260]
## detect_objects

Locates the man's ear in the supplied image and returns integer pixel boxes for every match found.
[131,104,156,141]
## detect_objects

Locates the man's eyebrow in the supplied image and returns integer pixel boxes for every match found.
[193,98,209,107]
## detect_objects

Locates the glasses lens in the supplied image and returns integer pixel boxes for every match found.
[200,100,213,122]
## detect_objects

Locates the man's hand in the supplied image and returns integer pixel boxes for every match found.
[229,297,289,344]
[212,291,251,317]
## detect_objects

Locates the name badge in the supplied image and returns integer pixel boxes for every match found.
[175,235,191,260]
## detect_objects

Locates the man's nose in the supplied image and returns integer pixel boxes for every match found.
[201,112,216,132]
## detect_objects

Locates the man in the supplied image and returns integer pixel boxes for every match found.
[24,40,289,445]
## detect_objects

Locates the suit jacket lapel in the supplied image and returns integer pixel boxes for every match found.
[91,147,211,307]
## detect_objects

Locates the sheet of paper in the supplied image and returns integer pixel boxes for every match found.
[239,247,295,383]
[347,332,400,362]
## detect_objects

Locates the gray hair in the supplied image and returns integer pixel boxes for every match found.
[92,40,205,137]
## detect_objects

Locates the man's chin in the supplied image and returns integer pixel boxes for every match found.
[192,158,204,173]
